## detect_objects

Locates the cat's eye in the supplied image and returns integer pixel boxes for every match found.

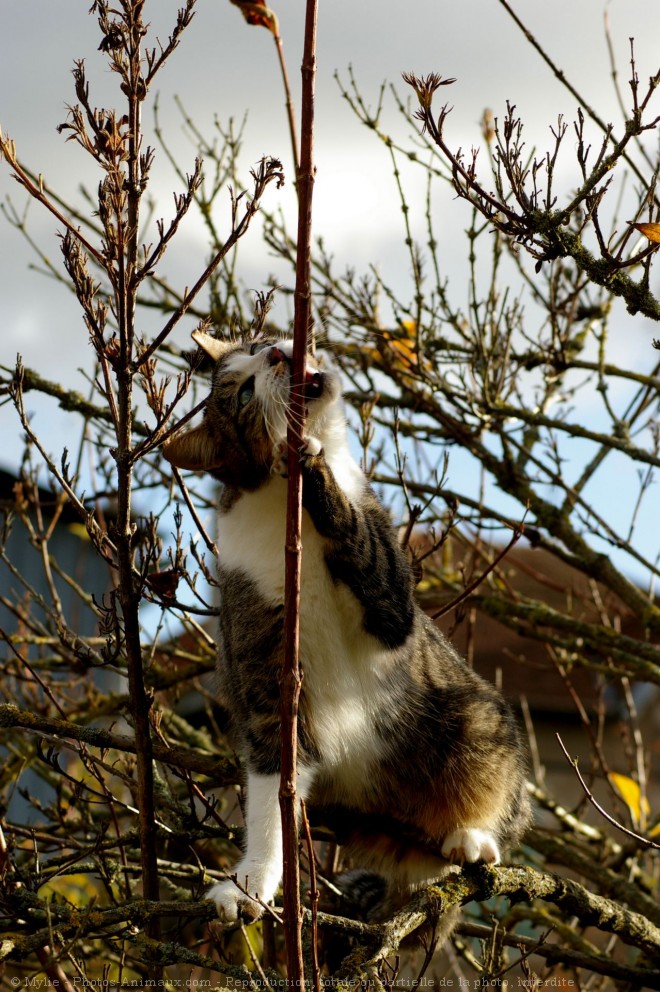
[237,376,255,408]
[249,341,270,355]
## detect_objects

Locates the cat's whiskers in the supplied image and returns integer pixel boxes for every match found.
[260,385,307,450]
[260,391,289,448]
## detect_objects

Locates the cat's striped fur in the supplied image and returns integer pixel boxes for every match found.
[163,331,531,923]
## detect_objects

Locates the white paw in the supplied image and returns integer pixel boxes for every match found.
[301,434,322,457]
[441,828,500,865]
[207,878,263,923]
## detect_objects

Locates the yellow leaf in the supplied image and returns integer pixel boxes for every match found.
[384,333,417,370]
[66,522,90,541]
[359,322,432,386]
[39,872,102,905]
[630,221,660,244]
[608,772,650,828]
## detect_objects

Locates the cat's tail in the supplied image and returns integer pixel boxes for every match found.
[321,867,462,950]
[323,868,460,928]
[323,867,389,922]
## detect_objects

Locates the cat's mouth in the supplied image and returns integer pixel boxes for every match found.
[302,369,324,401]
[267,345,325,401]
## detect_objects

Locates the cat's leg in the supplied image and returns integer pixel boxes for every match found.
[207,772,282,922]
[208,766,314,923]
[438,682,530,866]
[296,447,416,649]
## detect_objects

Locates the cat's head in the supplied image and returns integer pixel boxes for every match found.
[162,330,344,488]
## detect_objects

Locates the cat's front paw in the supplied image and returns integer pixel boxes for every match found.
[207,878,263,924]
[271,436,323,477]
[299,434,323,463]
[441,828,500,865]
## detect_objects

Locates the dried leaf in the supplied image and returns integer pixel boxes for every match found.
[608,772,650,828]
[98,27,124,52]
[229,0,278,34]
[147,568,181,602]
[630,221,660,243]
[359,322,432,389]
[383,332,417,371]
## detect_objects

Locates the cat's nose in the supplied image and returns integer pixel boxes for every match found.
[268,346,289,367]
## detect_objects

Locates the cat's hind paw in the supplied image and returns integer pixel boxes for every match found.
[441,828,500,865]
[207,879,263,924]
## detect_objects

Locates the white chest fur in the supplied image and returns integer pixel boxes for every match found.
[216,473,395,794]
[216,476,291,605]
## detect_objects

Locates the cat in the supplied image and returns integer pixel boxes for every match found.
[163,329,531,924]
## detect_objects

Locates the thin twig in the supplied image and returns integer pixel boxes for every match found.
[432,520,525,620]
[171,465,218,557]
[556,734,660,850]
[301,800,321,992]
[0,136,106,266]
[136,159,283,370]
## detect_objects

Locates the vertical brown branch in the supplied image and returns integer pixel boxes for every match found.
[112,1,161,965]
[279,0,318,983]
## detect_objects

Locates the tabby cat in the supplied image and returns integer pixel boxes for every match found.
[163,330,531,923]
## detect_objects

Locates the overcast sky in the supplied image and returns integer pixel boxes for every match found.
[1,0,659,477]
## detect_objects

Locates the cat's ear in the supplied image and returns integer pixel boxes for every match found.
[162,423,221,472]
[192,329,234,362]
